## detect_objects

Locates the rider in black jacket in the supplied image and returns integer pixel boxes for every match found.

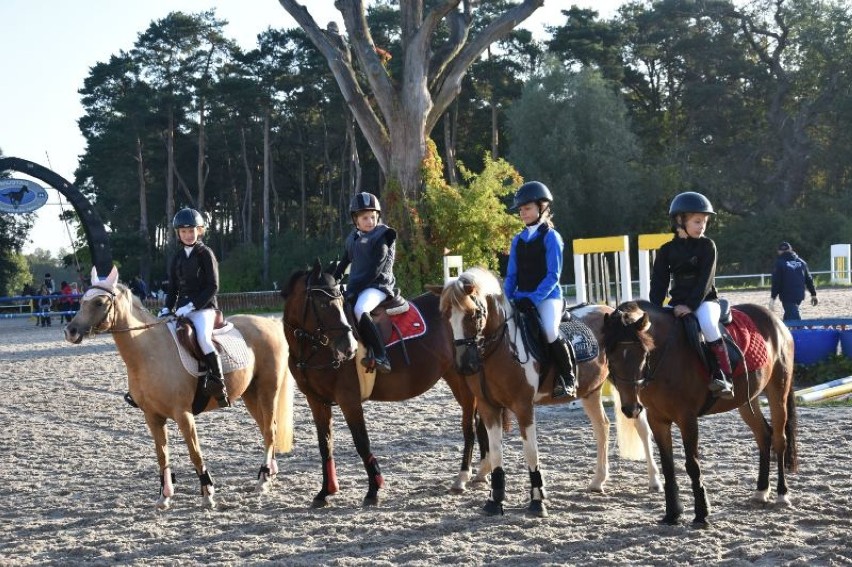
[160,208,228,407]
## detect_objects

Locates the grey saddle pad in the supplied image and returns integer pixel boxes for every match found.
[559,319,599,363]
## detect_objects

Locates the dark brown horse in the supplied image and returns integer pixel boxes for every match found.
[602,300,798,526]
[281,261,480,507]
[436,267,660,517]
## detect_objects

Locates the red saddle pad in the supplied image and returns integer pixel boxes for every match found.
[728,308,769,376]
[385,302,427,347]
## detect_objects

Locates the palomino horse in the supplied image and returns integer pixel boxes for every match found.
[64,266,294,509]
[435,267,661,517]
[602,300,798,526]
[281,261,482,507]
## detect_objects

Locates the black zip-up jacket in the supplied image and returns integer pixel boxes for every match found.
[650,235,718,311]
[165,241,219,311]
[771,251,816,303]
[334,224,398,300]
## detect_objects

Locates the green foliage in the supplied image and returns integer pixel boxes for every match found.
[0,251,31,297]
[795,355,852,389]
[382,177,432,296]
[423,146,523,275]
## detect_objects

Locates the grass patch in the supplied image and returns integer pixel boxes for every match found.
[794,355,852,389]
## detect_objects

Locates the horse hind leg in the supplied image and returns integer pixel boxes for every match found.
[242,388,278,493]
[581,390,610,492]
[737,398,773,505]
[518,413,547,518]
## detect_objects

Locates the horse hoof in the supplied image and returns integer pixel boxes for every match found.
[751,489,771,504]
[692,518,709,528]
[658,515,679,526]
[449,485,465,495]
[776,494,793,508]
[363,496,380,507]
[156,497,172,510]
[311,498,329,509]
[528,500,548,518]
[483,500,504,516]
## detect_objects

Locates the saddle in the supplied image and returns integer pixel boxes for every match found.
[176,310,228,361]
[681,299,768,379]
[514,303,598,371]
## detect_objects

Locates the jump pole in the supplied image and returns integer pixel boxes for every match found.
[572,235,631,305]
[637,233,673,300]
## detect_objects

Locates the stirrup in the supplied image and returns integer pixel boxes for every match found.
[709,378,734,399]
[124,392,139,408]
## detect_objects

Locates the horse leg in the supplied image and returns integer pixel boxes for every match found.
[580,390,610,492]
[737,397,773,504]
[478,403,505,516]
[338,400,383,507]
[514,405,547,518]
[306,396,338,508]
[472,414,492,484]
[174,412,215,508]
[242,392,278,493]
[634,411,663,492]
[649,416,683,525]
[678,417,710,527]
[144,412,174,510]
[764,381,795,507]
[444,374,478,494]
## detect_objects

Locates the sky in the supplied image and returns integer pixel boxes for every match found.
[1,0,621,256]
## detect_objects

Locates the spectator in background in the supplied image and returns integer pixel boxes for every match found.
[37,284,53,327]
[130,275,148,303]
[43,273,55,294]
[770,241,818,321]
[59,281,74,323]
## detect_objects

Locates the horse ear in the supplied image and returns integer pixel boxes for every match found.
[424,283,444,296]
[311,258,323,276]
[90,265,99,283]
[462,283,475,295]
[105,266,119,286]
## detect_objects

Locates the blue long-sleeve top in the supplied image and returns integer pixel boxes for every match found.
[503,224,564,305]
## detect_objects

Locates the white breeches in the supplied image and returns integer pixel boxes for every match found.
[695,301,722,342]
[185,308,217,355]
[536,298,563,343]
[354,288,388,320]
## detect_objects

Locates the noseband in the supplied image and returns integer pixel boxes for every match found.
[284,278,354,370]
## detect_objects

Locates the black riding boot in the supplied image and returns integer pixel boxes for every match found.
[203,351,231,408]
[358,313,391,374]
[708,339,734,399]
[548,338,577,399]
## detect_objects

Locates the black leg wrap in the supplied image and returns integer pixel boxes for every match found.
[529,468,547,501]
[198,469,214,495]
[257,464,271,480]
[484,467,506,516]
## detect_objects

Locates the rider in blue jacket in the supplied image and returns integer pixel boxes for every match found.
[504,181,575,399]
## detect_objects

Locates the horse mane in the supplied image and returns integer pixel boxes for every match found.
[281,270,308,299]
[439,267,505,315]
[602,301,656,353]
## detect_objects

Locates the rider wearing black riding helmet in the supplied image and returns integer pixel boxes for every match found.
[503,181,577,399]
[650,191,734,399]
[333,192,399,374]
[161,207,229,407]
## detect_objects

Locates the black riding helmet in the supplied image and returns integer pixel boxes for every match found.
[349,192,381,225]
[173,208,205,229]
[511,181,553,210]
[669,191,715,232]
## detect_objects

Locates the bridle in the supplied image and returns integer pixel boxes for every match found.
[606,309,678,390]
[283,276,354,370]
[453,294,508,363]
[80,284,172,334]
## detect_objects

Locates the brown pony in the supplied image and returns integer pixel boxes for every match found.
[436,267,661,517]
[602,300,798,526]
[280,261,480,507]
[64,266,294,509]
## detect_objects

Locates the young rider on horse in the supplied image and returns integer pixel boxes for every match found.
[160,208,229,407]
[649,191,734,399]
[503,181,576,399]
[333,192,399,374]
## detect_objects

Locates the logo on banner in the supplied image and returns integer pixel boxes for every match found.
[0,179,49,213]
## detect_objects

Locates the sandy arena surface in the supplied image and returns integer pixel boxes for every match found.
[1,288,850,566]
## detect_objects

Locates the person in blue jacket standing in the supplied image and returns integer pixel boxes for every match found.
[503,181,575,398]
[771,241,818,321]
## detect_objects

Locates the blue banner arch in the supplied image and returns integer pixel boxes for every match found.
[0,157,113,275]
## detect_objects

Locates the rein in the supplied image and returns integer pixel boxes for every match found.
[84,284,172,334]
[455,294,510,406]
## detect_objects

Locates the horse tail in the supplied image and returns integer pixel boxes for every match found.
[274,367,296,453]
[784,391,799,473]
[502,407,513,434]
[611,386,646,460]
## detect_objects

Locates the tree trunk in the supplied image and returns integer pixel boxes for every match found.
[239,127,253,245]
[197,97,208,209]
[135,135,151,287]
[443,109,457,185]
[263,112,271,284]
[166,108,176,271]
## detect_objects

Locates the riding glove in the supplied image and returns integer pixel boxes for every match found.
[515,297,536,313]
[811,295,819,306]
[175,303,195,317]
[157,307,171,318]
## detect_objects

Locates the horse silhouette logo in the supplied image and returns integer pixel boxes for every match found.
[0,179,49,214]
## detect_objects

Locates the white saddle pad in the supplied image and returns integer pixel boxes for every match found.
[166,321,250,377]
